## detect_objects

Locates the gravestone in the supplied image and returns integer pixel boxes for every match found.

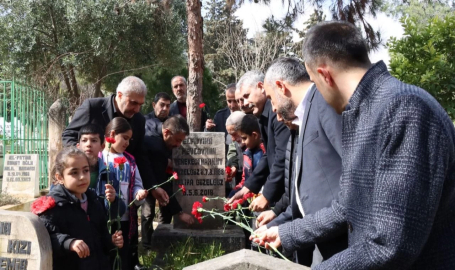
[2,155,40,198]
[183,249,310,270]
[173,132,226,229]
[0,210,52,269]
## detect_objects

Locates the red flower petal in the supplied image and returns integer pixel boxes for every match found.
[31,196,56,215]
[179,184,186,195]
[225,166,232,175]
[202,196,208,203]
[165,166,173,175]
[199,103,206,108]
[173,172,179,180]
[105,137,116,144]
[223,203,231,212]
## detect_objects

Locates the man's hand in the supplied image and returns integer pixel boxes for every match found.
[112,230,123,248]
[256,210,276,227]
[254,225,268,236]
[226,166,237,183]
[136,189,148,201]
[179,212,195,225]
[205,119,216,130]
[249,194,269,212]
[152,188,169,206]
[250,226,282,250]
[227,186,250,204]
[105,184,115,203]
[69,239,90,258]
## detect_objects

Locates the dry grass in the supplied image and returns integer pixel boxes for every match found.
[0,191,21,207]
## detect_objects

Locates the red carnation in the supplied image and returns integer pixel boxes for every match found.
[199,103,206,109]
[202,196,209,203]
[243,192,254,201]
[31,196,56,215]
[113,156,127,169]
[179,184,186,195]
[223,203,231,212]
[225,166,232,175]
[105,137,116,144]
[192,201,203,222]
[232,201,239,210]
[173,172,179,180]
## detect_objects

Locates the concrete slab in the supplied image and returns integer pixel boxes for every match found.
[183,249,310,270]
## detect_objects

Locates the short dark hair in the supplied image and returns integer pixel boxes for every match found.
[239,114,261,136]
[154,92,171,103]
[78,124,105,144]
[105,117,132,137]
[265,57,310,86]
[163,115,190,136]
[226,83,236,95]
[303,21,371,70]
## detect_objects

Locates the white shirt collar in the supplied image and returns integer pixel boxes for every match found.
[292,83,314,126]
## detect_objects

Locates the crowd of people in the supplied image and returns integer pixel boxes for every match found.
[30,20,455,270]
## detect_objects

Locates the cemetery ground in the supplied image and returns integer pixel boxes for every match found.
[137,206,225,270]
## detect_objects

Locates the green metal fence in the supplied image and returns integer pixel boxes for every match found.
[0,79,49,190]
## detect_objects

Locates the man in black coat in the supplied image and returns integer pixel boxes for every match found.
[228,71,290,211]
[141,115,194,247]
[144,92,172,123]
[169,76,207,131]
[255,57,347,267]
[62,76,146,166]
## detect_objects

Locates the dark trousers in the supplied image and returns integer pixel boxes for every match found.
[141,193,172,246]
[110,221,139,270]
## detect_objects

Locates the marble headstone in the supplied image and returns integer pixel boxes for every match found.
[173,132,226,229]
[2,155,40,198]
[0,210,52,269]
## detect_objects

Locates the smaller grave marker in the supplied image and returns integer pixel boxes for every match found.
[2,154,40,198]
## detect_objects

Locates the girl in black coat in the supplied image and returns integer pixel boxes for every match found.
[31,147,123,270]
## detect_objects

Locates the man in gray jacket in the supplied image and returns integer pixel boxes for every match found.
[252,21,455,269]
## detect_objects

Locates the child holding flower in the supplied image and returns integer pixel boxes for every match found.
[96,117,148,270]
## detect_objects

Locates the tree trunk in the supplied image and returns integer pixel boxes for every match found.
[186,0,204,132]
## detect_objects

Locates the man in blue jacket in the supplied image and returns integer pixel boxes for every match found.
[255,57,347,267]
[252,21,455,269]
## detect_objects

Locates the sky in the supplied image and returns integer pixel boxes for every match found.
[221,0,405,65]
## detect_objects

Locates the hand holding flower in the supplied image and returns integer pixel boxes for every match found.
[136,189,148,201]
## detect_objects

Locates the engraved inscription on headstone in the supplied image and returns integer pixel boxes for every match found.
[0,210,52,269]
[173,132,226,229]
[2,154,40,198]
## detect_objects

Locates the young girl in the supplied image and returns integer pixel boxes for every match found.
[31,147,123,270]
[96,117,148,270]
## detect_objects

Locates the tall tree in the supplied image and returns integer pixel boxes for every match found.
[388,12,455,119]
[0,0,186,107]
[234,0,383,50]
[186,0,204,131]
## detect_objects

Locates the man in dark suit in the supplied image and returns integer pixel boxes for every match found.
[254,57,347,267]
[253,21,455,269]
[205,83,240,154]
[141,115,194,248]
[228,71,290,212]
[62,75,146,164]
[169,75,207,131]
[145,92,172,122]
